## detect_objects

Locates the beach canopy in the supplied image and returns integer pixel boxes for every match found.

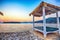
[0,12,4,16]
[29,1,60,38]
[29,1,60,17]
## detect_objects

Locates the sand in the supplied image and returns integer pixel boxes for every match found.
[33,30,60,40]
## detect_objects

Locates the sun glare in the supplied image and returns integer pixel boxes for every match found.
[0,4,32,22]
[2,5,27,18]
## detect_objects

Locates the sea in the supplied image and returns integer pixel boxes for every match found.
[0,23,59,32]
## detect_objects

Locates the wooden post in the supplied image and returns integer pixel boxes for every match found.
[43,6,46,38]
[33,15,35,29]
[56,12,60,34]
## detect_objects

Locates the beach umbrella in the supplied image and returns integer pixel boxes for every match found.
[0,12,4,16]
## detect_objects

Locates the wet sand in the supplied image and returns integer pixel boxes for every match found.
[0,23,59,32]
[0,23,32,32]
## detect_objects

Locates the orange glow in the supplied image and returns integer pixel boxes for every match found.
[0,10,43,22]
[0,15,33,22]
[0,14,43,22]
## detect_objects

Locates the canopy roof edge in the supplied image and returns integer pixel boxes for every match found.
[29,1,60,17]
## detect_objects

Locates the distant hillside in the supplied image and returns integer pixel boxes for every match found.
[3,22,21,23]
[3,22,32,23]
[35,17,60,23]
[1,17,60,23]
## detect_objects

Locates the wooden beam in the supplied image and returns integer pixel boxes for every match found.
[33,15,35,28]
[56,12,60,34]
[43,6,46,38]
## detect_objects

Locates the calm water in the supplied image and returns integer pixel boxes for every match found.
[0,23,59,32]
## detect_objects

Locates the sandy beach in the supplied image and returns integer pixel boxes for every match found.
[0,23,60,40]
[33,30,60,40]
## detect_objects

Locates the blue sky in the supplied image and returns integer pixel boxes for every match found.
[0,0,60,22]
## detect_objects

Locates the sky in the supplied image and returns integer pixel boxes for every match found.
[0,0,60,22]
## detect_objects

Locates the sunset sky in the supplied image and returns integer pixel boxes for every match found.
[0,0,60,22]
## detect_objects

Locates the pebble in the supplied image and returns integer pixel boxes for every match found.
[0,31,43,40]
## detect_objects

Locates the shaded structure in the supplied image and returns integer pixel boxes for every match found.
[29,1,60,38]
[0,12,4,16]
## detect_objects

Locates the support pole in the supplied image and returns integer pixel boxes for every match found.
[56,12,60,34]
[33,15,35,29]
[43,6,46,38]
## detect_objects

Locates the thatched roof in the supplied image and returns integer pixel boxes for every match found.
[29,1,60,17]
[0,11,4,16]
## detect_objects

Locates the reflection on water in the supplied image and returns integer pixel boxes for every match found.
[0,23,59,32]
[34,23,60,28]
[0,23,33,32]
